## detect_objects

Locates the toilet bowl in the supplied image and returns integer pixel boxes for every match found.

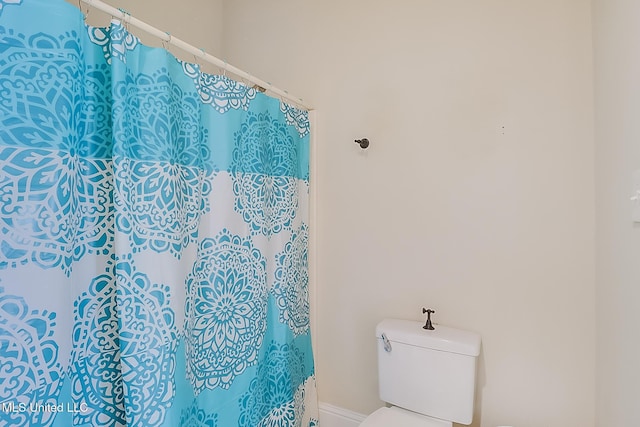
[360,407,452,427]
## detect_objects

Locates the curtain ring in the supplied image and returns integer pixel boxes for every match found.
[280,89,290,106]
[195,48,206,70]
[78,0,90,21]
[162,31,171,51]
[118,8,131,32]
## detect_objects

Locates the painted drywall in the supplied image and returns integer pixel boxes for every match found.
[221,1,595,426]
[65,0,224,61]
[58,0,599,425]
[592,1,640,425]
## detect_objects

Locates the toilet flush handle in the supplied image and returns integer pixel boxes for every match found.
[422,308,435,330]
[381,333,392,352]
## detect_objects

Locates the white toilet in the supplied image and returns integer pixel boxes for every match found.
[361,319,481,427]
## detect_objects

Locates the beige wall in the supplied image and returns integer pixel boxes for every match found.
[221,1,595,427]
[61,1,600,425]
[592,1,640,426]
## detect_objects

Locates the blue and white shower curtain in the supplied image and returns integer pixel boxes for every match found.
[0,1,318,426]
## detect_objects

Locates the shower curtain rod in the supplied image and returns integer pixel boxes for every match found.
[79,0,312,111]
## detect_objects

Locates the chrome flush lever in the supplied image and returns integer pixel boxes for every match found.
[381,333,392,352]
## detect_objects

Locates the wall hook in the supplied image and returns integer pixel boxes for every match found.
[354,138,369,149]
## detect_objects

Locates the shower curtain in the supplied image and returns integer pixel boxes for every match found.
[0,1,318,426]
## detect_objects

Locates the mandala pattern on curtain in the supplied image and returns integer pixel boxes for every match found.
[0,1,317,426]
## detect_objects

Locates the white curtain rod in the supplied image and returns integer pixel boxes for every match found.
[79,0,312,111]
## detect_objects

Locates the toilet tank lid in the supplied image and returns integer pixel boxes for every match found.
[376,319,481,356]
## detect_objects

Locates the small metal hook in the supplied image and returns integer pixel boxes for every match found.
[118,7,130,20]
[354,138,369,149]
[117,8,132,32]
[78,0,90,21]
[162,31,171,50]
[192,48,206,72]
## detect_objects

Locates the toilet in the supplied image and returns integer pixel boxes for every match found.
[361,319,481,427]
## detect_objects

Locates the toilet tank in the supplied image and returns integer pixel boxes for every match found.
[376,319,481,425]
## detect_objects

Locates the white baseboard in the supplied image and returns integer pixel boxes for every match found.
[319,402,367,427]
